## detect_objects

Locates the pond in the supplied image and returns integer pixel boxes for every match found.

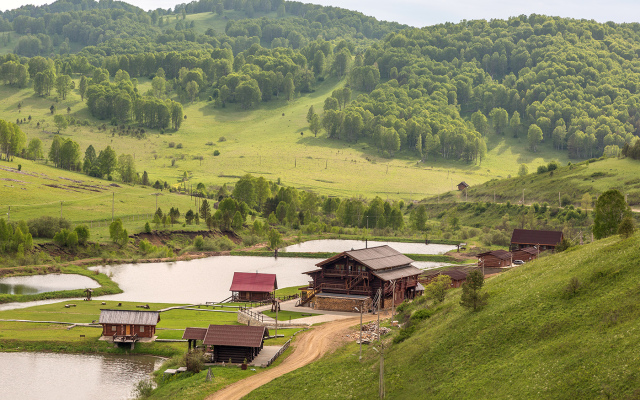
[90,256,323,303]
[282,239,457,255]
[0,352,162,400]
[0,274,100,295]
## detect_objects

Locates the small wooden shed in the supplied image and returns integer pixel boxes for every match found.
[512,246,539,262]
[99,309,160,340]
[477,250,512,268]
[182,327,207,350]
[457,181,470,191]
[202,325,269,363]
[230,272,278,302]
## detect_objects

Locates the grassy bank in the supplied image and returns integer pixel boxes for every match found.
[246,232,640,399]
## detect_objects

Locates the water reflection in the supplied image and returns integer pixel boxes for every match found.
[0,352,162,400]
[91,256,323,303]
[282,240,456,254]
[0,274,100,295]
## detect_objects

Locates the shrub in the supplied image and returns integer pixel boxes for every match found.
[537,165,548,174]
[411,308,434,321]
[193,235,205,251]
[565,276,581,295]
[134,379,154,398]
[176,143,183,149]
[183,350,207,373]
[74,225,90,246]
[218,136,226,142]
[213,150,220,156]
[393,324,416,344]
[28,216,71,238]
[144,222,151,233]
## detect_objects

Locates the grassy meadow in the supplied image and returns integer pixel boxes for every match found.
[0,65,584,208]
[246,232,640,399]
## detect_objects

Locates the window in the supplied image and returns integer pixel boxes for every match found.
[111,325,116,332]
[140,326,145,333]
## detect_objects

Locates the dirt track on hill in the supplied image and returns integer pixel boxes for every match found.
[206,315,377,400]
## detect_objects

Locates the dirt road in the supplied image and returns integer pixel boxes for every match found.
[206,314,377,400]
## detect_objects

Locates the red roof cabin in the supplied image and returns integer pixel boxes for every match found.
[477,250,512,268]
[230,272,277,302]
[99,309,160,347]
[512,246,539,262]
[510,229,563,252]
[184,325,269,364]
[301,245,422,312]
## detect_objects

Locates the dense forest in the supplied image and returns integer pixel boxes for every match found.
[1,1,640,161]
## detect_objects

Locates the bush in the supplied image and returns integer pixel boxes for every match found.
[537,165,548,174]
[144,222,151,233]
[565,276,581,295]
[183,350,207,373]
[28,216,71,238]
[168,142,175,148]
[411,308,434,321]
[393,324,416,344]
[134,379,154,398]
[74,225,90,246]
[213,150,220,156]
[193,235,205,251]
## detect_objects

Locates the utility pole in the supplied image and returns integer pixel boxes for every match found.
[60,201,63,219]
[559,192,561,207]
[112,192,114,222]
[7,206,9,222]
[522,189,525,205]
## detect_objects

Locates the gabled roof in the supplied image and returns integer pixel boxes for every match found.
[229,272,277,293]
[458,181,469,188]
[182,327,208,341]
[477,250,512,260]
[99,310,160,326]
[423,268,469,281]
[511,229,563,246]
[315,245,413,271]
[515,247,539,256]
[203,325,269,348]
[372,265,423,281]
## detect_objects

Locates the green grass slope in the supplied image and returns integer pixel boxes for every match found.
[246,234,640,399]
[457,157,640,207]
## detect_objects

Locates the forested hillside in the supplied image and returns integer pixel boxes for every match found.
[1,1,640,200]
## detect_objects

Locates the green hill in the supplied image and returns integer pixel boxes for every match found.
[245,234,640,399]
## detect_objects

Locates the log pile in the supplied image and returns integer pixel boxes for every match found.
[345,322,391,343]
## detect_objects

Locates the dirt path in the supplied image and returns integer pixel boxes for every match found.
[206,315,377,400]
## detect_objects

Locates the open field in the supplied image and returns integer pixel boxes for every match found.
[0,72,583,204]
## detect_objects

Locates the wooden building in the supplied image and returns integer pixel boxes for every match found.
[457,181,470,191]
[477,250,512,268]
[512,246,539,262]
[99,309,160,343]
[182,327,207,350]
[230,272,277,302]
[421,269,469,288]
[510,229,563,252]
[195,325,269,363]
[302,245,422,311]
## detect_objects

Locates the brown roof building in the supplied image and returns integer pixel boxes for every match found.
[512,246,539,262]
[421,268,469,288]
[230,272,278,302]
[477,250,512,268]
[510,229,563,251]
[457,182,470,191]
[183,325,269,363]
[99,309,160,344]
[302,245,422,311]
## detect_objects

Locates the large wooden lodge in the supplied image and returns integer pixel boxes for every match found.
[510,229,563,252]
[99,309,160,348]
[301,245,422,312]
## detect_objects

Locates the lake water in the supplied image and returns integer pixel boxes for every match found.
[282,239,456,254]
[0,274,100,295]
[89,256,323,303]
[0,352,162,400]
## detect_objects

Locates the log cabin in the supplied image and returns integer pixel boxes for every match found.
[512,246,539,262]
[201,325,269,363]
[477,250,512,268]
[229,272,277,302]
[99,309,160,343]
[457,181,470,191]
[301,245,422,312]
[421,269,469,288]
[510,229,563,252]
